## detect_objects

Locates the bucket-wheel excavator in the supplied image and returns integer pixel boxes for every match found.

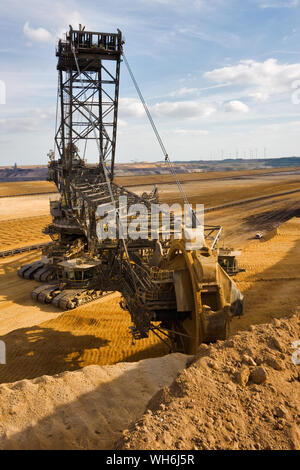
[18,25,243,354]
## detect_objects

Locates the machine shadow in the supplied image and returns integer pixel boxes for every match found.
[0,304,168,385]
[0,325,109,383]
[241,207,300,233]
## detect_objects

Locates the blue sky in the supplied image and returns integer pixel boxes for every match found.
[1,0,300,165]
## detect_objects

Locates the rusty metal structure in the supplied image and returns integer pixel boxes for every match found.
[18,26,244,354]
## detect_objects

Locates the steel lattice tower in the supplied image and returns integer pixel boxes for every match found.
[55,25,123,181]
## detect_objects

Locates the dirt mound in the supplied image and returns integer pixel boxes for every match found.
[118,312,300,450]
[0,353,188,450]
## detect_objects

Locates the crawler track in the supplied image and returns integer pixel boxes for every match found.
[31,284,112,310]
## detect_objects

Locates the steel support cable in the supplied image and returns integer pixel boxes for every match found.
[71,44,137,289]
[53,74,60,159]
[83,85,95,161]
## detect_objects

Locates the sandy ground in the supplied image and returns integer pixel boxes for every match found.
[232,218,300,333]
[0,194,58,222]
[130,171,300,208]
[0,354,189,450]
[0,172,299,250]
[0,252,168,384]
[115,166,300,188]
[0,181,56,197]
[0,251,65,334]
[118,312,300,450]
[0,180,299,384]
[0,193,56,249]
[1,168,298,197]
[0,172,299,450]
[0,219,300,387]
[205,192,300,248]
[0,217,51,250]
[1,171,300,221]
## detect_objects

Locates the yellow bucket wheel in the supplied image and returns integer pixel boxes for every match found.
[164,239,232,355]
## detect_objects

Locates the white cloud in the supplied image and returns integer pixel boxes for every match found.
[151,100,215,119]
[0,117,42,133]
[169,87,198,97]
[248,91,269,102]
[258,0,298,8]
[260,120,300,132]
[23,22,52,43]
[168,128,209,136]
[224,100,249,113]
[205,58,300,98]
[117,119,128,127]
[140,0,225,9]
[0,107,55,133]
[119,98,145,118]
[178,26,239,47]
[119,97,216,120]
[56,11,87,40]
